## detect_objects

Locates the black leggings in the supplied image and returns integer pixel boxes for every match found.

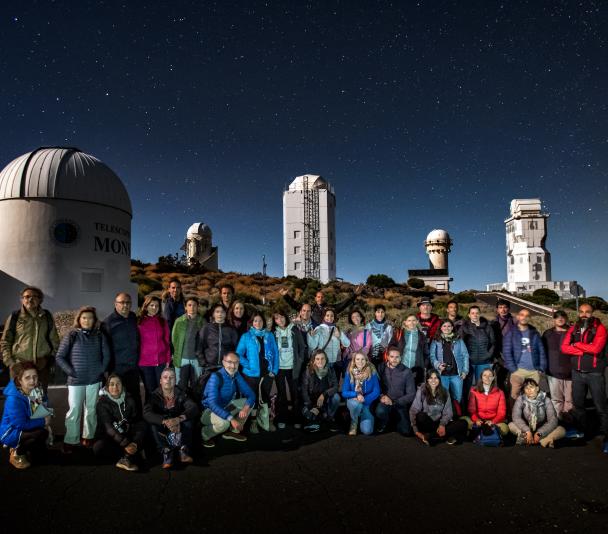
[415,413,467,441]
[275,369,301,423]
[243,374,274,408]
[16,428,48,455]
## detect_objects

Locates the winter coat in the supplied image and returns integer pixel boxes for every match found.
[460,318,495,365]
[430,338,470,376]
[137,315,171,367]
[273,323,307,379]
[307,324,350,363]
[343,328,372,359]
[366,320,394,360]
[341,371,381,406]
[416,313,442,343]
[467,386,507,424]
[561,318,607,373]
[0,380,46,448]
[197,322,239,368]
[102,311,139,374]
[503,325,546,373]
[511,392,558,436]
[377,362,416,408]
[162,296,185,332]
[491,314,517,358]
[542,327,572,379]
[1,307,59,369]
[202,368,256,420]
[409,385,453,432]
[171,313,206,368]
[390,328,429,377]
[95,390,145,446]
[301,366,339,408]
[236,329,280,377]
[55,328,110,386]
[143,386,199,426]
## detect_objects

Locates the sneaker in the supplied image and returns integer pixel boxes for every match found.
[267,422,277,432]
[293,423,302,429]
[602,440,608,454]
[304,423,320,433]
[222,431,247,442]
[377,426,386,434]
[348,423,358,436]
[179,447,193,464]
[202,438,216,448]
[162,450,173,469]
[250,421,259,434]
[277,422,286,430]
[516,433,526,446]
[446,437,457,446]
[9,449,31,470]
[565,428,584,440]
[116,457,138,472]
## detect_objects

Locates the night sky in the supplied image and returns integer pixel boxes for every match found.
[1,1,606,297]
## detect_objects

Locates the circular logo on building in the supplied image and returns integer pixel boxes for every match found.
[51,220,80,247]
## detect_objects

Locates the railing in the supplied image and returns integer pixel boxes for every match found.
[475,291,555,318]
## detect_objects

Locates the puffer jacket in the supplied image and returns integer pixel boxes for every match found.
[237,328,279,378]
[390,328,429,377]
[56,328,110,386]
[202,368,256,420]
[96,390,145,446]
[467,386,507,424]
[197,322,239,368]
[138,315,171,367]
[301,366,339,408]
[101,311,139,374]
[1,307,60,369]
[503,325,546,373]
[0,380,46,448]
[460,318,495,365]
[341,371,381,406]
[307,324,350,363]
[561,318,607,373]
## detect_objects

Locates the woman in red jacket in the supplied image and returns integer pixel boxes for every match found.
[465,368,508,438]
[138,295,171,401]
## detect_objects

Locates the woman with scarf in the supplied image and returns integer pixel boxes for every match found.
[344,309,372,362]
[509,378,566,448]
[366,304,393,366]
[342,351,380,435]
[56,306,110,453]
[430,319,469,411]
[272,310,306,428]
[410,369,467,446]
[227,300,250,341]
[138,295,171,402]
[236,312,279,433]
[308,308,350,380]
[301,350,341,432]
[0,361,51,469]
[95,373,145,471]
[390,315,429,385]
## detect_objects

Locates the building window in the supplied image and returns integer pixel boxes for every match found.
[294,262,301,270]
[294,231,301,239]
[294,246,301,254]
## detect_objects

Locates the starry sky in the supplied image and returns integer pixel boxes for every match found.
[1,1,607,297]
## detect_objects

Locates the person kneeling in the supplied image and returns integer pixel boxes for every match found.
[143,368,199,468]
[342,351,380,436]
[375,347,416,436]
[301,350,341,432]
[509,378,565,448]
[410,370,467,446]
[201,352,256,447]
[94,373,145,472]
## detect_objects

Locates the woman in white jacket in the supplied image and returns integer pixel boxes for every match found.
[307,308,350,380]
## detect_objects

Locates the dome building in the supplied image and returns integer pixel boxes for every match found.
[0,147,137,318]
[407,229,453,291]
[182,222,218,270]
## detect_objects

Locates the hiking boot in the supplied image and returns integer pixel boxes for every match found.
[162,449,173,469]
[9,449,30,470]
[222,431,247,442]
[348,423,358,436]
[116,456,138,472]
[202,438,216,448]
[446,437,457,446]
[304,423,320,433]
[516,432,526,446]
[179,447,193,463]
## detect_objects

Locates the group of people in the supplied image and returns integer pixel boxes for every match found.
[1,280,607,472]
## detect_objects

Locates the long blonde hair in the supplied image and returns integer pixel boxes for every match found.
[346,351,376,382]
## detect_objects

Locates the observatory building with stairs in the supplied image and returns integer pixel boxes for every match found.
[283,175,336,283]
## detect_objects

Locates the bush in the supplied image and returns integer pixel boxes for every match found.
[366,274,396,289]
[407,278,425,289]
[532,288,560,305]
[453,291,477,304]
[131,275,163,306]
[562,296,608,312]
[235,292,262,306]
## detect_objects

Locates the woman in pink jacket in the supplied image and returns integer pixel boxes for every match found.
[138,295,171,401]
[343,309,372,363]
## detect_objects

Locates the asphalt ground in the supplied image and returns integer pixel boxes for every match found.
[1,420,607,534]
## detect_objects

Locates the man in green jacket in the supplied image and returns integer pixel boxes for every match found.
[172,296,206,393]
[1,287,60,389]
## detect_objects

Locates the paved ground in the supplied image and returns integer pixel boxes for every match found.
[1,425,607,534]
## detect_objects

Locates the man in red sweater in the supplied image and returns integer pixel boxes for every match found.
[561,303,608,453]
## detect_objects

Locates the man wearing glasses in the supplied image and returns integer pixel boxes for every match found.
[1,287,59,389]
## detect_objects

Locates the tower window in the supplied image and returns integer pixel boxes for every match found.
[294,246,301,254]
[294,231,301,239]
[294,262,301,270]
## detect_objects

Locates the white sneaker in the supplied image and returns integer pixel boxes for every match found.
[277,422,286,430]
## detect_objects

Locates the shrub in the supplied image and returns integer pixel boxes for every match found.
[407,278,425,289]
[453,291,477,304]
[366,274,396,289]
[532,288,560,305]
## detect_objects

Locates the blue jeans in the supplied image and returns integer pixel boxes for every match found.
[346,398,374,435]
[440,375,463,403]
[375,402,412,435]
[471,363,493,382]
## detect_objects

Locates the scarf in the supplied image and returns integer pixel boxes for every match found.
[322,321,336,327]
[483,384,491,395]
[522,391,547,432]
[441,332,455,343]
[250,327,266,338]
[369,319,387,340]
[403,329,419,369]
[352,365,372,392]
[314,364,329,379]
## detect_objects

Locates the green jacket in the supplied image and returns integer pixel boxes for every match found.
[171,313,206,368]
[1,307,60,369]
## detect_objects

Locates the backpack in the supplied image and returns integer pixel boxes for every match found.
[473,424,502,447]
[8,309,55,347]
[197,369,241,402]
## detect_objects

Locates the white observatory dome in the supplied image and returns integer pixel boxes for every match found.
[187,222,212,238]
[425,229,451,243]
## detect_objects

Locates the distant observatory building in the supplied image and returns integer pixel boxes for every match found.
[486,199,584,298]
[0,147,137,318]
[182,222,218,271]
[283,175,336,283]
[408,229,453,291]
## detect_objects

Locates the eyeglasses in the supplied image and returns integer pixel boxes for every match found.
[116,301,132,305]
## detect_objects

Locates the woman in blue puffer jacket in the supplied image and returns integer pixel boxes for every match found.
[342,351,380,436]
[56,306,110,452]
[236,312,279,433]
